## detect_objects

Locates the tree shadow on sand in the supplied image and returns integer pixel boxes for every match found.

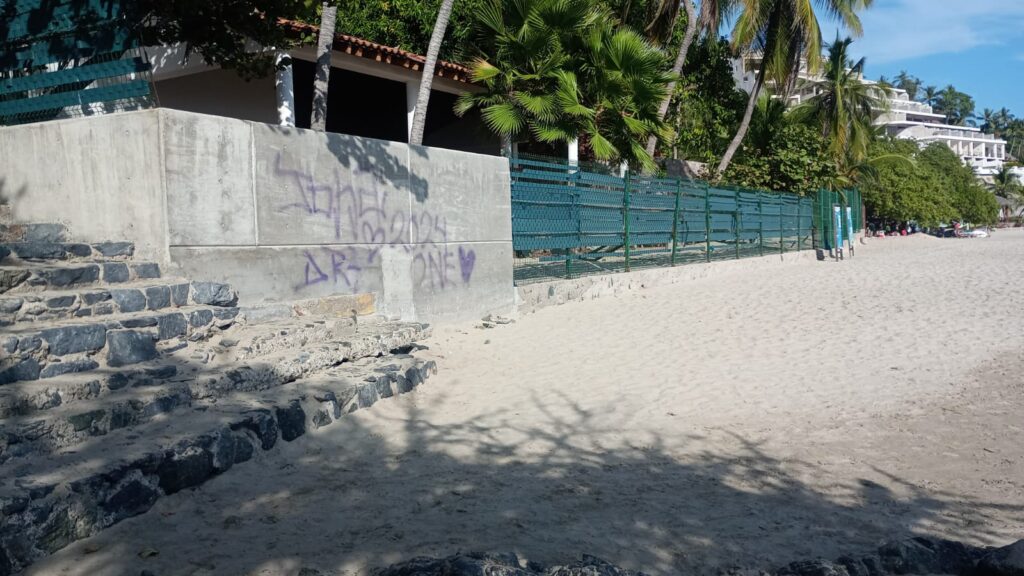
[32,383,1024,576]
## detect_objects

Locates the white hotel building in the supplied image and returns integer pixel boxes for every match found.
[733,54,1008,176]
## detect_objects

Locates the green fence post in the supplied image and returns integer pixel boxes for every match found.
[623,170,632,272]
[779,197,785,255]
[671,179,681,266]
[566,171,576,280]
[704,183,712,262]
[796,198,802,251]
[734,194,740,260]
[757,192,764,257]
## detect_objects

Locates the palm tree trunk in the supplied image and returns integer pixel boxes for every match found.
[409,0,455,146]
[310,2,337,132]
[715,71,763,179]
[645,0,699,159]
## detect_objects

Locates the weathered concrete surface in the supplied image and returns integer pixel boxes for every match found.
[252,124,414,246]
[169,245,386,304]
[0,109,516,324]
[0,111,166,261]
[516,251,816,315]
[162,111,256,246]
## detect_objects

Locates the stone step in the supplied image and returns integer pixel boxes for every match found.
[0,352,436,573]
[0,359,188,419]
[0,279,237,325]
[0,319,427,418]
[0,260,162,294]
[0,351,435,462]
[0,241,134,263]
[0,383,193,463]
[0,223,67,243]
[0,305,240,385]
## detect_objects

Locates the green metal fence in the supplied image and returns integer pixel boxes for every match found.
[511,155,861,284]
[0,0,154,126]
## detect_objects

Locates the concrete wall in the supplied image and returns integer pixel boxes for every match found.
[0,111,168,261]
[0,109,515,324]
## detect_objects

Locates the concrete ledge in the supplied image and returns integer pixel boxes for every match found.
[516,251,816,315]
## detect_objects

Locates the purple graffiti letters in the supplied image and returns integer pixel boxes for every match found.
[298,248,364,293]
[278,154,477,292]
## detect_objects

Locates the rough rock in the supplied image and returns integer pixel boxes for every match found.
[145,286,171,310]
[191,282,237,307]
[106,330,158,367]
[275,400,306,441]
[0,358,41,384]
[110,289,146,313]
[132,263,161,279]
[375,553,643,576]
[877,537,980,575]
[93,242,134,258]
[169,283,189,307]
[979,540,1024,576]
[101,262,130,283]
[40,359,99,379]
[778,560,850,576]
[157,313,188,340]
[0,269,30,293]
[40,324,107,355]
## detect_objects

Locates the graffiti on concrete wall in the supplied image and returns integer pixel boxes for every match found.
[274,154,476,293]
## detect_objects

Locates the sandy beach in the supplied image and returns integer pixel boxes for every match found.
[28,229,1024,576]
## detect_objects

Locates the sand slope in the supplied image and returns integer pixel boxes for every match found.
[27,230,1024,576]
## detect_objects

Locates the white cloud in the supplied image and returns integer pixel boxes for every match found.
[835,0,1024,64]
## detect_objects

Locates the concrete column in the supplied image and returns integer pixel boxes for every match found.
[274,52,295,127]
[568,138,579,167]
[406,80,419,142]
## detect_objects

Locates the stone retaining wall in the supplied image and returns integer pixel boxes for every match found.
[516,250,816,315]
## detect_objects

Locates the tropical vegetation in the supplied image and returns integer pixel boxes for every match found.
[453,0,673,170]
[64,0,1016,225]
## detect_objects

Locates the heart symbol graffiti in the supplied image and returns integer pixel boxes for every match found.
[458,246,476,284]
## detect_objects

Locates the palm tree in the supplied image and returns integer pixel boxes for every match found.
[894,70,918,100]
[645,0,699,158]
[794,35,885,165]
[993,165,1023,198]
[935,84,974,125]
[713,0,873,179]
[409,0,456,145]
[644,0,742,160]
[920,85,938,106]
[745,93,789,154]
[310,1,337,131]
[980,108,996,134]
[456,0,671,170]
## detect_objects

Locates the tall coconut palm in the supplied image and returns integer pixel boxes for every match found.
[794,35,885,165]
[310,1,337,131]
[409,0,456,145]
[980,108,997,134]
[645,0,741,161]
[894,70,918,100]
[645,0,699,158]
[713,0,873,179]
[920,85,938,106]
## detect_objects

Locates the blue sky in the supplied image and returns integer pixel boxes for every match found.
[829,0,1024,116]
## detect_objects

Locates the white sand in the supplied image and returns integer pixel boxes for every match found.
[30,230,1024,576]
